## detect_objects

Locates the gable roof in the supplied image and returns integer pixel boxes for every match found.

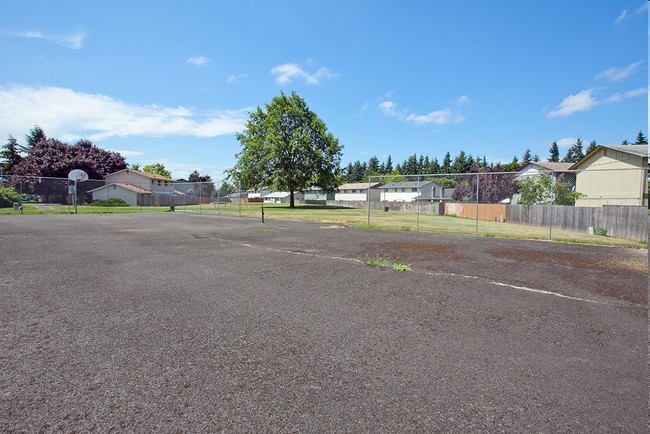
[378,181,434,189]
[87,182,152,194]
[105,168,173,181]
[337,182,382,190]
[518,161,574,172]
[570,144,648,169]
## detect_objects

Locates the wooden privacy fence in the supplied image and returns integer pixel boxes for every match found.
[326,200,647,240]
[507,204,647,241]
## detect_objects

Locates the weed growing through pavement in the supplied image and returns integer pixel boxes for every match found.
[364,256,392,269]
[364,256,413,272]
[392,263,412,272]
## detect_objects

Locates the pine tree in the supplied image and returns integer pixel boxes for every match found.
[548,141,560,162]
[585,140,597,155]
[385,155,393,173]
[522,148,532,164]
[1,135,23,174]
[441,152,452,174]
[635,130,648,145]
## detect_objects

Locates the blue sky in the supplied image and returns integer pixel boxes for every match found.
[0,1,647,180]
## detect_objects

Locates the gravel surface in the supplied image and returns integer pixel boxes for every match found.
[1,213,647,432]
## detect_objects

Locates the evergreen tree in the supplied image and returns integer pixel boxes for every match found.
[1,135,23,174]
[385,155,393,173]
[621,139,629,145]
[561,138,584,163]
[548,141,560,162]
[635,130,648,145]
[452,151,470,173]
[522,148,532,164]
[367,156,380,174]
[428,157,440,174]
[21,125,46,153]
[585,140,597,155]
[441,152,452,174]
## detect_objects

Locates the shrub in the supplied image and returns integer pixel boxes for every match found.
[90,198,129,207]
[0,186,21,208]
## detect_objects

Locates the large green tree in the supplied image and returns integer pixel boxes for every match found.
[143,163,172,178]
[232,91,343,207]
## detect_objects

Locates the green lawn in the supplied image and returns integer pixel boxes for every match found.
[2,202,646,249]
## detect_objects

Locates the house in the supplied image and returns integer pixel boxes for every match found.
[570,145,648,207]
[247,188,270,202]
[88,169,179,206]
[262,191,305,204]
[514,161,575,184]
[334,182,382,201]
[302,186,335,201]
[414,182,456,202]
[377,180,455,202]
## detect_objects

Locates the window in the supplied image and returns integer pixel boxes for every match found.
[412,188,417,192]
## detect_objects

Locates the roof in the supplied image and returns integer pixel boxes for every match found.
[378,181,434,189]
[518,162,574,172]
[570,144,648,169]
[87,182,152,194]
[105,168,173,181]
[337,182,382,190]
[263,191,291,198]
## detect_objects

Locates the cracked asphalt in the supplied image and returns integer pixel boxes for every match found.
[1,213,647,432]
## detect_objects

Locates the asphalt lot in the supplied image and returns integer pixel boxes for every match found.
[1,213,647,432]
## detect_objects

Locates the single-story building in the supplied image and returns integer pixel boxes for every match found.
[262,191,305,204]
[334,182,382,201]
[302,186,335,201]
[570,145,648,207]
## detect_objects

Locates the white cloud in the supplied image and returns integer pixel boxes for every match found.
[226,74,247,83]
[455,95,470,105]
[109,150,144,158]
[547,89,598,118]
[1,29,87,49]
[556,138,577,148]
[378,99,464,125]
[548,86,647,118]
[270,63,339,85]
[595,61,643,81]
[406,109,464,125]
[615,9,628,24]
[0,85,249,142]
[187,56,209,66]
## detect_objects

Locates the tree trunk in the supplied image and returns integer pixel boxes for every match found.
[289,187,295,208]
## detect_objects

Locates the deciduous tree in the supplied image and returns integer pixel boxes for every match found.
[143,163,172,178]
[232,91,343,207]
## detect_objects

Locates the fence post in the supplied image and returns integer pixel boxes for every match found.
[416,175,420,231]
[475,172,480,236]
[367,177,371,226]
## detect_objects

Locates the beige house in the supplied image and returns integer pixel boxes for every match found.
[570,145,648,207]
[88,169,178,206]
[335,182,382,201]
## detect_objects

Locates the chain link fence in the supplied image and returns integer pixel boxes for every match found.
[1,167,647,241]
[356,169,648,241]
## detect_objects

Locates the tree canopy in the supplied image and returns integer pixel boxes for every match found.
[8,132,127,201]
[143,163,172,178]
[232,91,343,207]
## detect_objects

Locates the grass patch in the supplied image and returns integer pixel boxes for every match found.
[364,256,392,269]
[392,263,412,272]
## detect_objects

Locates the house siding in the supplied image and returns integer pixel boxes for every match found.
[574,148,648,207]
